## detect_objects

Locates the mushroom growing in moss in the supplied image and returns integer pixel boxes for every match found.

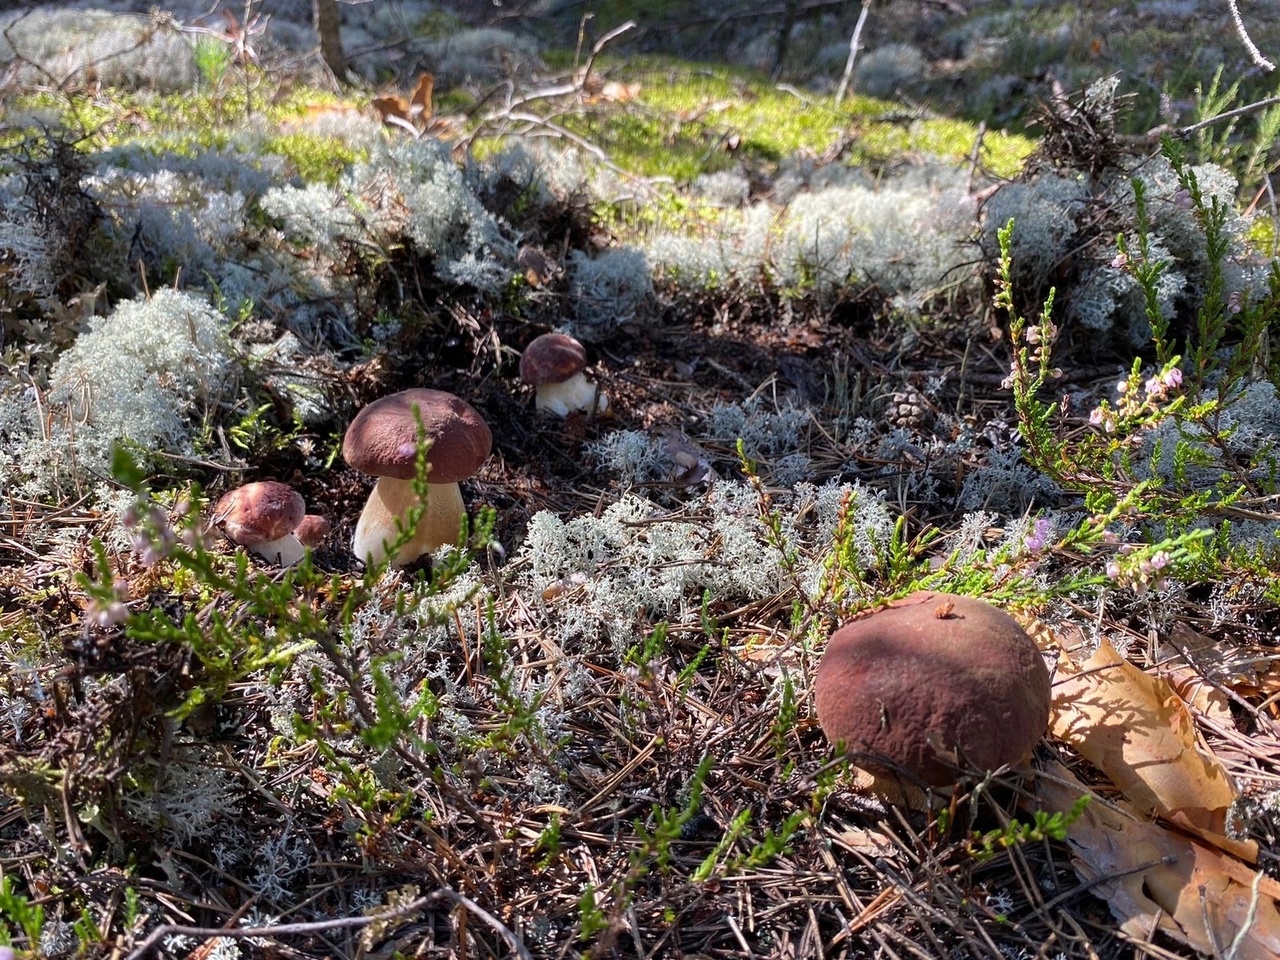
[813,592,1050,793]
[519,332,608,417]
[343,388,492,568]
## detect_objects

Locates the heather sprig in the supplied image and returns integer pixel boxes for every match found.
[995,218,1066,480]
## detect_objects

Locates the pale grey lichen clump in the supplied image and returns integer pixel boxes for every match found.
[0,289,236,495]
[261,137,518,294]
[120,750,242,845]
[566,247,655,340]
[980,173,1090,291]
[520,480,894,653]
[647,174,978,311]
[0,8,197,92]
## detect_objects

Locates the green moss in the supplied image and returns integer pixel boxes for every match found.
[260,131,363,185]
[9,85,369,184]
[547,57,1033,184]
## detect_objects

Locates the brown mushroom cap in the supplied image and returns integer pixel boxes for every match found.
[213,481,306,546]
[814,592,1050,788]
[343,388,492,483]
[294,514,331,549]
[519,332,587,386]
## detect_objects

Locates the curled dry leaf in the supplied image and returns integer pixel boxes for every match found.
[1050,636,1254,860]
[1038,762,1280,960]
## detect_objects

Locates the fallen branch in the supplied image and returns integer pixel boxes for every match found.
[123,887,533,960]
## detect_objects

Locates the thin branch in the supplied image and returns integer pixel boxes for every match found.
[834,0,872,105]
[1178,95,1280,136]
[578,19,636,88]
[123,888,532,960]
[1227,0,1275,71]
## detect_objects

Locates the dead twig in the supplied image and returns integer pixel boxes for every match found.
[123,888,532,960]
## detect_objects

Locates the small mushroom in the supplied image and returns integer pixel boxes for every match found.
[343,388,492,567]
[294,514,331,549]
[813,592,1051,793]
[213,481,307,567]
[519,332,609,417]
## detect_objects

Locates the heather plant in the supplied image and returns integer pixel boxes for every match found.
[995,136,1280,596]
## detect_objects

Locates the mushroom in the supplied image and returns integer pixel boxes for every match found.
[213,481,308,567]
[813,592,1051,793]
[294,514,331,550]
[519,332,609,417]
[343,388,492,567]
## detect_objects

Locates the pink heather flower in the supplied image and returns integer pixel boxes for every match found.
[1111,252,1128,270]
[1024,517,1053,553]
[1163,367,1182,390]
[87,599,129,628]
[1105,561,1121,581]
[1228,290,1243,314]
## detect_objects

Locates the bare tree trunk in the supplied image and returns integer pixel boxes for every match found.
[772,0,799,80]
[313,0,346,80]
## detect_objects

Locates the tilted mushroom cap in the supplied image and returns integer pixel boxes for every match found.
[814,592,1051,788]
[214,481,306,546]
[343,388,492,483]
[294,514,331,549]
[519,333,587,386]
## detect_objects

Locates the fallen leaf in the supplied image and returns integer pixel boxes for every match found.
[516,245,556,287]
[372,93,410,123]
[1051,637,1254,860]
[372,73,436,134]
[1160,660,1233,724]
[1038,763,1280,960]
[409,72,434,120]
[600,80,641,102]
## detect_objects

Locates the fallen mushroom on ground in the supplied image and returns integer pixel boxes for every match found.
[814,591,1051,801]
[343,387,492,567]
[520,331,609,417]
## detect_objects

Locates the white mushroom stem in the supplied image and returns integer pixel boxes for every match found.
[535,371,608,417]
[249,534,306,568]
[352,476,466,567]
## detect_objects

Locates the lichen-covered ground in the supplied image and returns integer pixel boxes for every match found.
[4,2,1280,958]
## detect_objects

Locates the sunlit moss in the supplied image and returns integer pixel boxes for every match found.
[547,57,1033,183]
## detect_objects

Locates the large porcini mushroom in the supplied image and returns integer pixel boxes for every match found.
[519,332,608,417]
[213,481,307,567]
[814,592,1051,793]
[343,388,492,567]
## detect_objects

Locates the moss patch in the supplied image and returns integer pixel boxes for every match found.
[551,57,1033,183]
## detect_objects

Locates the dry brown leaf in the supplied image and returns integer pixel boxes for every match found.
[1051,637,1255,860]
[1038,763,1280,959]
[1169,620,1275,689]
[600,80,641,102]
[1160,661,1234,724]
[372,93,410,124]
[372,73,435,134]
[409,72,434,119]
